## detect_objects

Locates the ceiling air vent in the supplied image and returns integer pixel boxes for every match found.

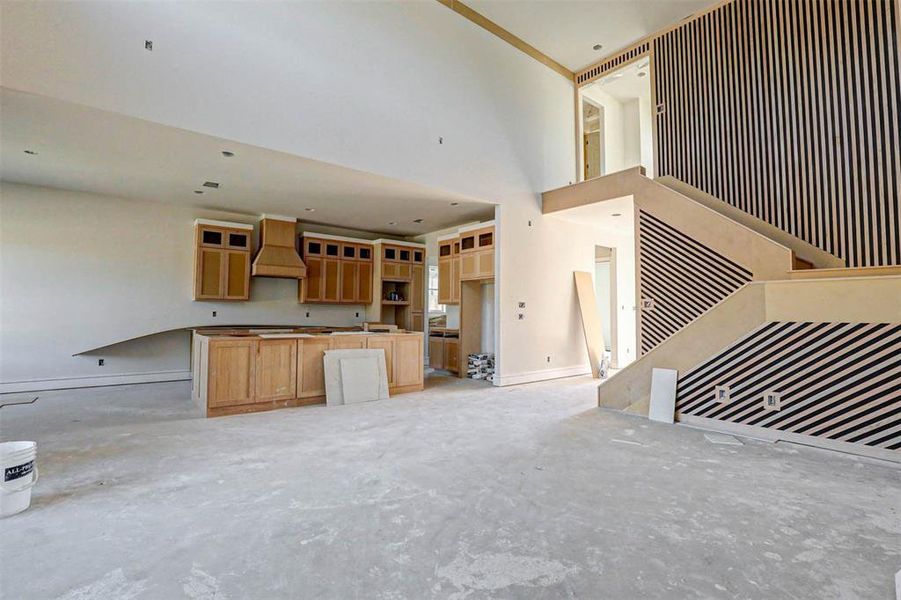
[202,181,220,189]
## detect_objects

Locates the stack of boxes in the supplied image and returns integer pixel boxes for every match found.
[467,353,495,382]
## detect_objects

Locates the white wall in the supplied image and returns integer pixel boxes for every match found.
[622,100,642,169]
[0,183,367,391]
[1,2,601,387]
[594,260,612,352]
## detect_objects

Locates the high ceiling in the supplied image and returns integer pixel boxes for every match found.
[0,89,494,236]
[466,0,717,71]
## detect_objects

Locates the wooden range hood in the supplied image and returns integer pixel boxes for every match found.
[251,215,306,279]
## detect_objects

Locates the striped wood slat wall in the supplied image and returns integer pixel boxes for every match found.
[653,0,901,267]
[638,211,752,354]
[676,321,901,450]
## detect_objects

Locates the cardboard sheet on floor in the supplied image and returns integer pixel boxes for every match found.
[648,368,678,424]
[323,349,389,406]
[573,271,607,378]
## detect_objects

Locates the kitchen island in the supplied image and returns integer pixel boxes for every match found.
[191,328,424,417]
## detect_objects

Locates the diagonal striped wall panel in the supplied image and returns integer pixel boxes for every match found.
[676,322,901,450]
[653,0,901,268]
[638,211,752,354]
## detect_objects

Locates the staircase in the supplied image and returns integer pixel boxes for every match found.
[542,168,901,461]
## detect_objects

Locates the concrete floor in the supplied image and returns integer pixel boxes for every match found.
[1,375,899,599]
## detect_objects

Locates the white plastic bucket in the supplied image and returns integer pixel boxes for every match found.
[0,441,38,517]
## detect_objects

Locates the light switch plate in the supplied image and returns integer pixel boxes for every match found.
[763,391,782,411]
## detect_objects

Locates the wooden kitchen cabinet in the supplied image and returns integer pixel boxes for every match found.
[437,237,461,305]
[193,221,253,301]
[460,225,494,281]
[444,338,460,373]
[411,264,424,312]
[429,336,445,369]
[357,262,373,303]
[394,335,424,387]
[300,235,374,304]
[256,339,297,402]
[297,337,332,398]
[339,261,358,303]
[208,339,257,407]
[322,259,340,303]
[195,331,424,417]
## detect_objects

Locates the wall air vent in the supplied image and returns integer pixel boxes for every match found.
[202,181,220,189]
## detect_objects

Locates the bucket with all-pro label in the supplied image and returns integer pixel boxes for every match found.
[0,441,38,517]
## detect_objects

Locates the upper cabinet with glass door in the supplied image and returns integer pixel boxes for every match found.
[193,219,253,301]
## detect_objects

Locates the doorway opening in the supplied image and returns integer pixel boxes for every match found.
[578,57,653,181]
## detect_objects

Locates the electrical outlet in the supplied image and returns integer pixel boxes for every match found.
[546,356,551,363]
[144,40,153,51]
[517,313,524,320]
[641,298,655,310]
[306,311,311,318]
[98,359,104,366]
[714,385,730,404]
[355,312,360,318]
[212,311,217,317]
[763,391,782,411]
[518,302,526,309]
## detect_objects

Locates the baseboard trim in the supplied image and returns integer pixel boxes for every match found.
[0,370,192,394]
[678,415,901,465]
[494,365,591,387]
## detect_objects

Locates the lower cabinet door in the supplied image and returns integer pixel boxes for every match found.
[428,337,444,370]
[366,337,395,386]
[394,335,423,386]
[255,339,297,402]
[208,340,257,407]
[297,338,332,397]
[444,339,459,373]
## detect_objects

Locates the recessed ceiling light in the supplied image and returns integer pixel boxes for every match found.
[593,44,603,51]
[637,71,647,78]
[221,150,234,157]
[450,202,459,206]
[413,219,424,223]
[304,207,315,212]
[194,190,204,194]
[23,150,37,155]
[611,213,622,217]
[202,181,220,189]
[388,221,397,226]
